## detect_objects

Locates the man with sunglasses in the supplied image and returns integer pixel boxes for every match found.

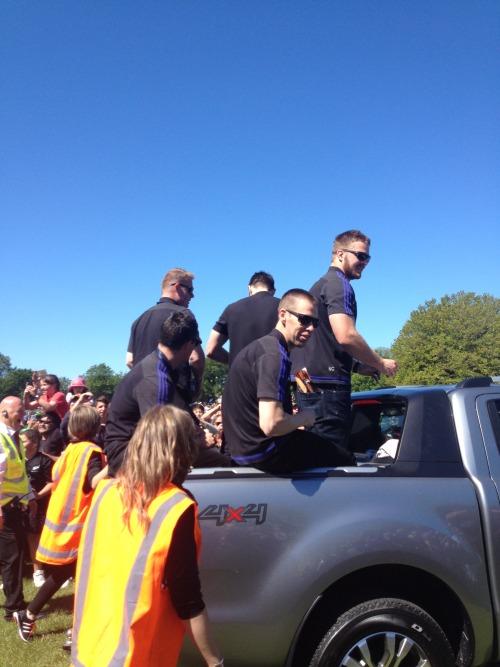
[126,267,205,400]
[222,289,355,473]
[292,230,398,450]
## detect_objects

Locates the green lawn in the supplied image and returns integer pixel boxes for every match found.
[1,577,73,667]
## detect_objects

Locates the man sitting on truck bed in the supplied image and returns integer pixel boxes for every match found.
[222,288,355,473]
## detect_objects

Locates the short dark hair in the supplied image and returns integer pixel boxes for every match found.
[43,411,61,427]
[279,288,317,312]
[95,395,110,406]
[332,230,371,258]
[249,271,275,291]
[159,311,200,350]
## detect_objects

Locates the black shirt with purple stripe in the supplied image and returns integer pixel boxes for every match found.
[291,266,357,385]
[104,349,187,476]
[222,329,293,464]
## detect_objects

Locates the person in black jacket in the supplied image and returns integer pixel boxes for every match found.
[106,312,230,477]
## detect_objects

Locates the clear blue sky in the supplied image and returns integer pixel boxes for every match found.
[2,1,499,380]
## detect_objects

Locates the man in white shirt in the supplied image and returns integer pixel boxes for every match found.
[0,397,35,619]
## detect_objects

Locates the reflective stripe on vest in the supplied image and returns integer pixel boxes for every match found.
[71,482,190,667]
[0,433,29,507]
[36,441,104,564]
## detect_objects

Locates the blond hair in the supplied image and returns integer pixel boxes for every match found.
[68,405,101,441]
[332,230,371,260]
[118,405,199,532]
[161,268,195,293]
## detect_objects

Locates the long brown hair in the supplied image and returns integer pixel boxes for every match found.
[118,405,198,532]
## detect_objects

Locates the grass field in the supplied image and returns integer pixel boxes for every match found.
[1,576,73,667]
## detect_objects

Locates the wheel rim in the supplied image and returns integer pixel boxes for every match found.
[339,631,430,667]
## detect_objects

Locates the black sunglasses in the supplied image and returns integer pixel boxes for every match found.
[172,282,194,295]
[286,310,320,329]
[342,248,371,263]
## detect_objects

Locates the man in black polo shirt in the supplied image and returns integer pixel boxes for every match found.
[206,271,280,367]
[126,268,204,399]
[107,312,230,476]
[222,289,354,473]
[291,230,398,450]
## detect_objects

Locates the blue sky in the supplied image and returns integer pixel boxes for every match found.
[1,1,499,380]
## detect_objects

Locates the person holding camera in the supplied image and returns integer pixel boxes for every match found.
[24,374,69,421]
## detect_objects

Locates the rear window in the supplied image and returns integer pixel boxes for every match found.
[349,399,407,463]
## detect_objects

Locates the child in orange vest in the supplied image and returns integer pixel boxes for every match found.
[13,405,108,642]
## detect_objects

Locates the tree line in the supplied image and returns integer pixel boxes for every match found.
[2,292,499,402]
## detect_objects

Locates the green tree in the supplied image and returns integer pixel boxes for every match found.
[84,364,125,399]
[201,358,228,402]
[351,348,395,392]
[0,367,33,399]
[0,353,33,398]
[0,353,13,377]
[59,376,71,393]
[391,291,500,385]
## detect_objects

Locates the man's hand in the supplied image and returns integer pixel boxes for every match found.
[299,408,317,429]
[356,363,381,380]
[380,359,398,377]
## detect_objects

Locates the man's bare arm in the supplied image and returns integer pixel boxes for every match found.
[190,344,206,399]
[205,330,229,365]
[329,313,398,376]
[125,352,134,369]
[259,399,316,437]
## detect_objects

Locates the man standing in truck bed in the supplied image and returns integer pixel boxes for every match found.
[205,271,280,367]
[291,230,398,450]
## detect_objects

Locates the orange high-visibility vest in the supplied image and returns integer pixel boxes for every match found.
[71,480,201,667]
[36,440,105,565]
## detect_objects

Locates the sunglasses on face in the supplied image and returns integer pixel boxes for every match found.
[286,310,320,329]
[172,282,194,295]
[342,248,371,263]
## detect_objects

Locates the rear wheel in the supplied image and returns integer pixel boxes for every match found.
[309,597,455,667]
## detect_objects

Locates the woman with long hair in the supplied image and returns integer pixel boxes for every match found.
[70,405,224,667]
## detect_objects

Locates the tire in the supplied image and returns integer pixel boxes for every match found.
[309,597,455,667]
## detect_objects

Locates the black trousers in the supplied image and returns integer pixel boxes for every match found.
[28,561,76,617]
[0,502,27,615]
[255,429,355,474]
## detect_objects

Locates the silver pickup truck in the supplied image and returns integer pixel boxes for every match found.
[181,376,500,667]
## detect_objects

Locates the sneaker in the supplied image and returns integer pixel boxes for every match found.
[33,570,45,588]
[13,609,36,642]
[61,577,73,589]
[62,628,72,651]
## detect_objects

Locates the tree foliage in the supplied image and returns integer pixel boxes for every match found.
[351,348,396,392]
[0,366,33,399]
[391,291,500,385]
[201,358,228,402]
[83,363,125,399]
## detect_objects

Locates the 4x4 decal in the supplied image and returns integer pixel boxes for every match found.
[199,503,267,526]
